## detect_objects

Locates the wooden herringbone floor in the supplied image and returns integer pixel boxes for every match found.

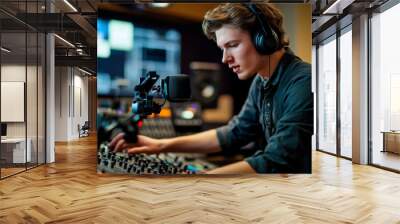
[1,134,400,223]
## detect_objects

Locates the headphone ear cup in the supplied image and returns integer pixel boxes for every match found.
[253,31,270,55]
[266,28,280,54]
[253,29,279,55]
[253,31,265,54]
[245,3,281,55]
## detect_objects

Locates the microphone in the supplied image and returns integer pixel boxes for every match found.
[132,72,191,115]
[163,75,191,102]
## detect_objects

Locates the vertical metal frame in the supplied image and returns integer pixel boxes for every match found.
[44,0,47,165]
[315,44,320,151]
[336,23,341,157]
[367,9,373,165]
[25,0,28,171]
[36,0,39,168]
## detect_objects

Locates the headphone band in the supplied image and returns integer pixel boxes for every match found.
[244,4,271,38]
[242,3,281,54]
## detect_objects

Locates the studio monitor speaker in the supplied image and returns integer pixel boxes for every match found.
[189,62,221,109]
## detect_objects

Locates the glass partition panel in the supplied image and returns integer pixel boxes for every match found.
[339,28,352,158]
[371,3,400,171]
[1,30,28,177]
[0,0,47,179]
[317,35,337,154]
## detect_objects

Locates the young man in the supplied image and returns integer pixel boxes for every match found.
[110,3,313,174]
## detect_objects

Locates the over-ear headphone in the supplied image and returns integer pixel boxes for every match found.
[243,3,280,55]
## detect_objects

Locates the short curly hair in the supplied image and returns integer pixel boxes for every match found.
[202,3,289,48]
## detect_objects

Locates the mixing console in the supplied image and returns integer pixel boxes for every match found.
[139,118,177,138]
[97,143,216,175]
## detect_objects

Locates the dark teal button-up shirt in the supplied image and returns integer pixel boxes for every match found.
[216,50,313,173]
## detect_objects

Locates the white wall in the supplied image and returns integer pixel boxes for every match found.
[55,67,69,141]
[55,67,89,141]
[1,65,31,138]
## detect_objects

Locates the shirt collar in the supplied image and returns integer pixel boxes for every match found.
[261,47,296,89]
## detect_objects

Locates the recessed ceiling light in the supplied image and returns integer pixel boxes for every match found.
[63,0,78,12]
[322,0,354,15]
[54,34,75,48]
[78,67,93,76]
[1,47,11,53]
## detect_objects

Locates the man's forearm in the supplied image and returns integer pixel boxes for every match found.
[206,160,256,174]
[159,129,222,154]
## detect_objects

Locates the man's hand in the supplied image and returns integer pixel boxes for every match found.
[109,133,164,154]
[206,160,256,174]
[108,129,221,155]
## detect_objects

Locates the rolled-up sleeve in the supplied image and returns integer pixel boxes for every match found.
[246,72,313,173]
[216,77,261,155]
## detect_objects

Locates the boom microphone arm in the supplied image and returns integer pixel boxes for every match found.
[97,71,191,146]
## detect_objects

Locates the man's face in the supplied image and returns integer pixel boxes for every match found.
[215,25,261,80]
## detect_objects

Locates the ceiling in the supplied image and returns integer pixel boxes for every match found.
[0,0,97,71]
[311,0,390,43]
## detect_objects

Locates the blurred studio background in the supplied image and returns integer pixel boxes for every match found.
[97,3,311,129]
